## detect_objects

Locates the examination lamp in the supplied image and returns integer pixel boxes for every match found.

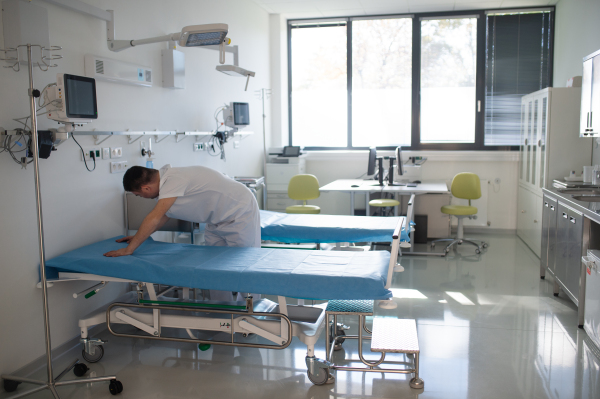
[216,65,256,90]
[109,23,230,63]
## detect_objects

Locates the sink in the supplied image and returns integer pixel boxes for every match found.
[571,195,600,202]
[557,189,600,195]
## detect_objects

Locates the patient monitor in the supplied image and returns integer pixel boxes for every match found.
[45,74,97,126]
[223,102,249,129]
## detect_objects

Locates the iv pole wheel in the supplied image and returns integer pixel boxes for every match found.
[82,345,104,363]
[109,379,124,395]
[3,379,21,392]
[73,362,89,377]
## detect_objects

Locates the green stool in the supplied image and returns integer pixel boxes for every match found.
[369,198,400,216]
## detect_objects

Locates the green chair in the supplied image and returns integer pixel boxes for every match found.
[431,173,488,254]
[286,174,321,214]
[368,198,400,216]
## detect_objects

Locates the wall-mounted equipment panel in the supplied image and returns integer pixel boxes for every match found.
[84,54,152,87]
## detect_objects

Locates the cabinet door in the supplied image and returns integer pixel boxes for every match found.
[531,195,543,257]
[555,203,570,284]
[519,103,526,182]
[517,186,529,241]
[541,198,551,268]
[547,198,558,273]
[531,97,540,188]
[581,58,593,134]
[565,210,584,301]
[525,100,534,184]
[538,95,548,189]
[591,55,600,134]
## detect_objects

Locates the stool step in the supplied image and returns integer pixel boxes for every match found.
[371,318,419,354]
[326,300,374,315]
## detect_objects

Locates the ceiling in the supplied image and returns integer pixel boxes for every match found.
[250,0,559,19]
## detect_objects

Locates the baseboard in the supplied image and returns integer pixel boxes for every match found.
[5,323,107,380]
[460,227,516,235]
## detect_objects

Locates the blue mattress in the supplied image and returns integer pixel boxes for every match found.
[45,237,392,300]
[260,211,409,243]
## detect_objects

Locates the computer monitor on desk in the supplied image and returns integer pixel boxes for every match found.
[366,147,384,186]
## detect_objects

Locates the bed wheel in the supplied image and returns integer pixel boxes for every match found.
[307,368,330,385]
[3,379,20,392]
[109,379,123,395]
[82,345,104,363]
[73,363,89,377]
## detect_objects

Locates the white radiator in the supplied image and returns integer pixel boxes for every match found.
[450,179,489,228]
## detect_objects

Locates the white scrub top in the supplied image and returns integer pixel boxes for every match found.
[157,164,260,247]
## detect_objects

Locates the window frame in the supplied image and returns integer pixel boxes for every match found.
[287,7,554,151]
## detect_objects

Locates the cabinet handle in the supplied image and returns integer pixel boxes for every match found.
[563,213,568,218]
[534,220,538,223]
[524,138,528,145]
[550,205,555,210]
[538,139,542,147]
[521,210,526,213]
[570,217,576,224]
[544,202,549,207]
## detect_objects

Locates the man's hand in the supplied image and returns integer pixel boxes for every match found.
[116,236,135,244]
[104,247,134,257]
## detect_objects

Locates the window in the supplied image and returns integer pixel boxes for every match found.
[420,17,477,144]
[288,8,554,150]
[290,22,347,147]
[485,11,552,146]
[352,18,412,147]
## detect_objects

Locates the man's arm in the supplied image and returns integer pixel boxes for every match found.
[104,197,177,257]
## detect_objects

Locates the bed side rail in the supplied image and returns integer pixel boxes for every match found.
[385,217,404,289]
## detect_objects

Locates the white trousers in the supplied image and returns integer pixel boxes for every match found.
[205,200,261,302]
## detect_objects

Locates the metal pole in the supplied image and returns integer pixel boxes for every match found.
[261,89,268,210]
[26,44,56,390]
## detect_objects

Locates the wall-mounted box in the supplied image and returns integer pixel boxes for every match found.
[162,49,185,89]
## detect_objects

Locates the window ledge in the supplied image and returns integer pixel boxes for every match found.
[303,150,518,162]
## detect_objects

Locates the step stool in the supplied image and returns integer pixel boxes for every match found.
[371,317,424,389]
[324,300,424,390]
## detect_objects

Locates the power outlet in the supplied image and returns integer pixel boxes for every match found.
[102,148,110,159]
[233,140,240,149]
[110,160,128,174]
[81,148,101,162]
[110,147,123,158]
[193,142,205,151]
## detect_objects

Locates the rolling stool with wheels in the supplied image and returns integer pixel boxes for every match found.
[369,198,400,217]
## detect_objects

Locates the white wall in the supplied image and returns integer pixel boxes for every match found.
[552,0,600,165]
[0,0,270,375]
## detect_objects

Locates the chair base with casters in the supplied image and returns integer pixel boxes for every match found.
[369,199,399,217]
[431,214,488,254]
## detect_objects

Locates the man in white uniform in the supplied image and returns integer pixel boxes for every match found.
[104,164,261,301]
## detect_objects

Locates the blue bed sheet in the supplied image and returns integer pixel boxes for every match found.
[45,237,392,300]
[260,211,410,243]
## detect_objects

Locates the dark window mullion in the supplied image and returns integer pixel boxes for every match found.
[475,12,486,148]
[347,19,353,148]
[411,16,421,149]
[287,22,293,146]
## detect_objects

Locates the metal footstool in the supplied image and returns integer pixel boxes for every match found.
[324,300,424,389]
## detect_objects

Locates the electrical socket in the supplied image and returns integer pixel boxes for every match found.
[193,142,205,152]
[494,178,501,184]
[102,148,110,159]
[233,140,240,149]
[110,160,128,174]
[110,147,123,158]
[81,148,100,162]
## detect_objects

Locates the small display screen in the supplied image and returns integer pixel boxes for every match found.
[233,102,249,125]
[64,74,97,119]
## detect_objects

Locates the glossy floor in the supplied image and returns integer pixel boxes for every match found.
[3,234,600,398]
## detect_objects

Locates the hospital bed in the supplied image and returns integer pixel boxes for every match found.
[125,193,412,248]
[42,217,423,388]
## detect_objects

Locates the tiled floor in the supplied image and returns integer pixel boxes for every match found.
[3,234,600,398]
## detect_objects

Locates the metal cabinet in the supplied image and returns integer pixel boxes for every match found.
[554,202,584,304]
[580,49,600,137]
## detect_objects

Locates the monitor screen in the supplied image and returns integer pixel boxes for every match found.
[233,102,249,125]
[367,147,377,176]
[64,74,97,119]
[395,147,403,176]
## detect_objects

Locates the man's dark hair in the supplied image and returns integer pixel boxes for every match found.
[123,166,158,192]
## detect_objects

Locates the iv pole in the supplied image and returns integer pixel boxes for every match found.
[256,88,271,209]
[0,44,121,399]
